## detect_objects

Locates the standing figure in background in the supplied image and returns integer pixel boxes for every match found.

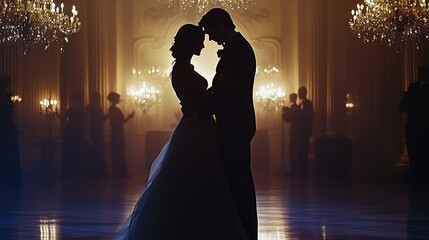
[296,87,313,177]
[56,92,90,177]
[87,92,108,177]
[400,66,429,183]
[107,92,134,178]
[282,93,300,176]
[0,75,21,185]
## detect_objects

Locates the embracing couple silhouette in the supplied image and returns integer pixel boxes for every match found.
[113,8,258,240]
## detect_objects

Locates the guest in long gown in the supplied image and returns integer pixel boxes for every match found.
[87,92,108,177]
[0,75,21,185]
[56,92,90,177]
[107,92,134,178]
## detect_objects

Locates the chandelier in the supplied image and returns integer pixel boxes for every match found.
[349,0,429,51]
[162,0,255,15]
[0,0,81,55]
[255,83,286,112]
[254,66,286,112]
[127,68,164,114]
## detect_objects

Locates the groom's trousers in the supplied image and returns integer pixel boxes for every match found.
[220,140,258,240]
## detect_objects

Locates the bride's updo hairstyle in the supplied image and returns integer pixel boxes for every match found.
[170,24,204,59]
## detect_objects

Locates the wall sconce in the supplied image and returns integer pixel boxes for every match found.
[39,98,59,173]
[11,95,22,103]
[40,98,58,118]
[345,93,355,115]
[10,95,22,111]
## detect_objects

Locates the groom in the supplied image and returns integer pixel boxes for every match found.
[198,8,258,240]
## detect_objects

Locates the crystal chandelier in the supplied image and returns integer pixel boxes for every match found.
[162,0,255,15]
[0,0,81,55]
[254,66,286,112]
[127,68,164,114]
[255,83,286,112]
[349,0,429,51]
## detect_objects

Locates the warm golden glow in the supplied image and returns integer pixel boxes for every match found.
[11,95,22,102]
[349,0,429,50]
[254,65,286,112]
[255,83,286,112]
[162,0,255,14]
[39,98,57,116]
[127,68,164,114]
[0,0,81,55]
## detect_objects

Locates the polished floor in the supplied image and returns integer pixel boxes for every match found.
[1,169,429,240]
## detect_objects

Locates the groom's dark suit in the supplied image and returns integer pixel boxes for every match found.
[200,32,258,240]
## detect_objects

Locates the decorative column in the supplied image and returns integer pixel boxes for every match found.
[280,0,299,173]
[301,0,327,139]
[325,0,347,137]
[313,0,352,178]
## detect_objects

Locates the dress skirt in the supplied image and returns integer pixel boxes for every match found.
[113,116,247,240]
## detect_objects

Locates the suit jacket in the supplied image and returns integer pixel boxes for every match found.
[199,32,256,143]
[400,82,429,134]
[298,99,313,139]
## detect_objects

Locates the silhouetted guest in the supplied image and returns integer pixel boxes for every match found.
[400,66,429,183]
[0,75,21,184]
[56,93,90,177]
[87,92,108,177]
[107,92,134,178]
[296,87,313,177]
[283,93,301,176]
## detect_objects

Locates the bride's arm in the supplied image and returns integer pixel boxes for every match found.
[173,69,200,117]
[210,71,231,93]
[194,72,231,119]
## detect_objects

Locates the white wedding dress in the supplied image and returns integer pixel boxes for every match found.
[112,63,247,240]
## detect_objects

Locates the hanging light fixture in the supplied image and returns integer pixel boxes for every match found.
[162,0,255,15]
[0,0,81,55]
[349,0,429,52]
[254,65,286,112]
[127,68,164,114]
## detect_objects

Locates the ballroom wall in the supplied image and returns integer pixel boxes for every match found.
[1,0,428,177]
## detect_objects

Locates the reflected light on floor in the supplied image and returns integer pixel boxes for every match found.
[322,224,327,240]
[257,191,291,240]
[258,227,288,240]
[39,219,57,240]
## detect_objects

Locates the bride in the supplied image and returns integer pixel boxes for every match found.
[112,24,248,240]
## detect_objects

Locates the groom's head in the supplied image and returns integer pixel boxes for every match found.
[199,8,236,45]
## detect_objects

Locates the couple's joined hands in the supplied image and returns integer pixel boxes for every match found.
[180,71,232,117]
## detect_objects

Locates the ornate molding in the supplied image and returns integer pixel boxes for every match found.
[239,8,270,23]
[251,37,281,67]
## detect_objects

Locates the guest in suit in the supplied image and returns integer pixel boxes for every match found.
[0,75,21,185]
[198,8,258,240]
[400,66,429,183]
[297,87,313,177]
[107,92,134,178]
[283,93,300,176]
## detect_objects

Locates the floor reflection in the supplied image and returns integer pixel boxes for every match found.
[40,219,57,240]
[0,172,428,239]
